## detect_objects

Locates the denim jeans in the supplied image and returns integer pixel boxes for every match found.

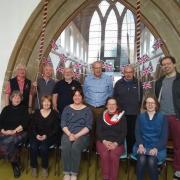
[136,154,158,180]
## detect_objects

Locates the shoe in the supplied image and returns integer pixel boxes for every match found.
[174,171,180,180]
[31,168,37,177]
[64,174,71,180]
[71,175,77,180]
[11,162,21,178]
[41,168,48,178]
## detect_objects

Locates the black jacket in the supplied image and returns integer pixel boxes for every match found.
[114,77,143,115]
[155,72,180,119]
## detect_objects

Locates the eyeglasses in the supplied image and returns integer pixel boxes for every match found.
[146,102,155,105]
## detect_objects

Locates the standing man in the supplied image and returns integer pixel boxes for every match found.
[83,61,113,144]
[114,65,142,154]
[155,56,180,180]
[32,64,55,110]
[52,67,81,116]
[5,64,32,111]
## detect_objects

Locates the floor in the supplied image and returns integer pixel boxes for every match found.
[0,151,174,180]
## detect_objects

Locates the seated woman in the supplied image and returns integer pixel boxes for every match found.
[96,96,127,180]
[133,95,168,180]
[0,90,29,178]
[61,88,92,180]
[29,95,59,178]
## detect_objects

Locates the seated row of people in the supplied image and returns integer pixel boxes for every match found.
[0,89,168,180]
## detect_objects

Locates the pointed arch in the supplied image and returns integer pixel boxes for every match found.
[88,10,101,64]
[104,9,117,57]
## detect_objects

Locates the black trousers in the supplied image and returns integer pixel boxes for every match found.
[126,115,137,154]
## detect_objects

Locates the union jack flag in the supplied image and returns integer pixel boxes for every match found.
[153,39,163,50]
[142,67,151,76]
[148,61,153,72]
[138,54,150,64]
[56,66,64,73]
[74,72,81,79]
[142,81,152,90]
[42,57,51,65]
[51,40,58,51]
[73,63,82,69]
[59,53,67,63]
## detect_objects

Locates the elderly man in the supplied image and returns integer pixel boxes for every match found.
[83,61,113,145]
[32,64,56,109]
[5,64,32,110]
[114,65,142,154]
[155,56,180,180]
[52,67,81,115]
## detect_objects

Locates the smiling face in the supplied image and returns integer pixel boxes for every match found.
[42,98,51,110]
[73,91,83,105]
[11,95,21,106]
[161,58,176,75]
[92,62,103,78]
[43,65,53,78]
[16,65,26,79]
[145,97,156,112]
[106,99,118,114]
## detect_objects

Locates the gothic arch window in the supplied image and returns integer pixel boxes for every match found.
[87,0,163,72]
[88,10,101,64]
[104,9,118,57]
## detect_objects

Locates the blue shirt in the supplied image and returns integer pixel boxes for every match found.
[83,74,113,107]
[133,112,168,161]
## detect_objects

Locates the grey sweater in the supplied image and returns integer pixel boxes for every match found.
[61,106,93,134]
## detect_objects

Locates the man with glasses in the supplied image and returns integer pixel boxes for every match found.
[114,65,143,154]
[155,56,180,180]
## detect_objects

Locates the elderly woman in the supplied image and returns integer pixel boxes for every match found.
[5,64,32,111]
[61,88,93,180]
[29,95,59,178]
[133,95,168,180]
[0,90,29,178]
[96,97,127,180]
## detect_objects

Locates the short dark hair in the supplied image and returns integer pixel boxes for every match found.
[142,94,160,111]
[72,88,84,99]
[105,96,121,111]
[160,55,176,65]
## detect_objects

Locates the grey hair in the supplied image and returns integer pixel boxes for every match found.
[9,90,23,102]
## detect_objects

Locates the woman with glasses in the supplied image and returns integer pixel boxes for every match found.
[133,95,168,180]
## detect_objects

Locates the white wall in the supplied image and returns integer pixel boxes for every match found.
[0,0,40,108]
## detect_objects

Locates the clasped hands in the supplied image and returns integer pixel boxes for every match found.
[68,133,79,141]
[103,140,118,150]
[137,144,158,156]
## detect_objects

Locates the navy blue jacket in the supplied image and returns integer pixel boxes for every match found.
[114,77,143,115]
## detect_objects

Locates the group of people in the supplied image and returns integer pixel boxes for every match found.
[0,55,179,180]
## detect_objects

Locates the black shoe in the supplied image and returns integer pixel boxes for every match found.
[11,162,21,178]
